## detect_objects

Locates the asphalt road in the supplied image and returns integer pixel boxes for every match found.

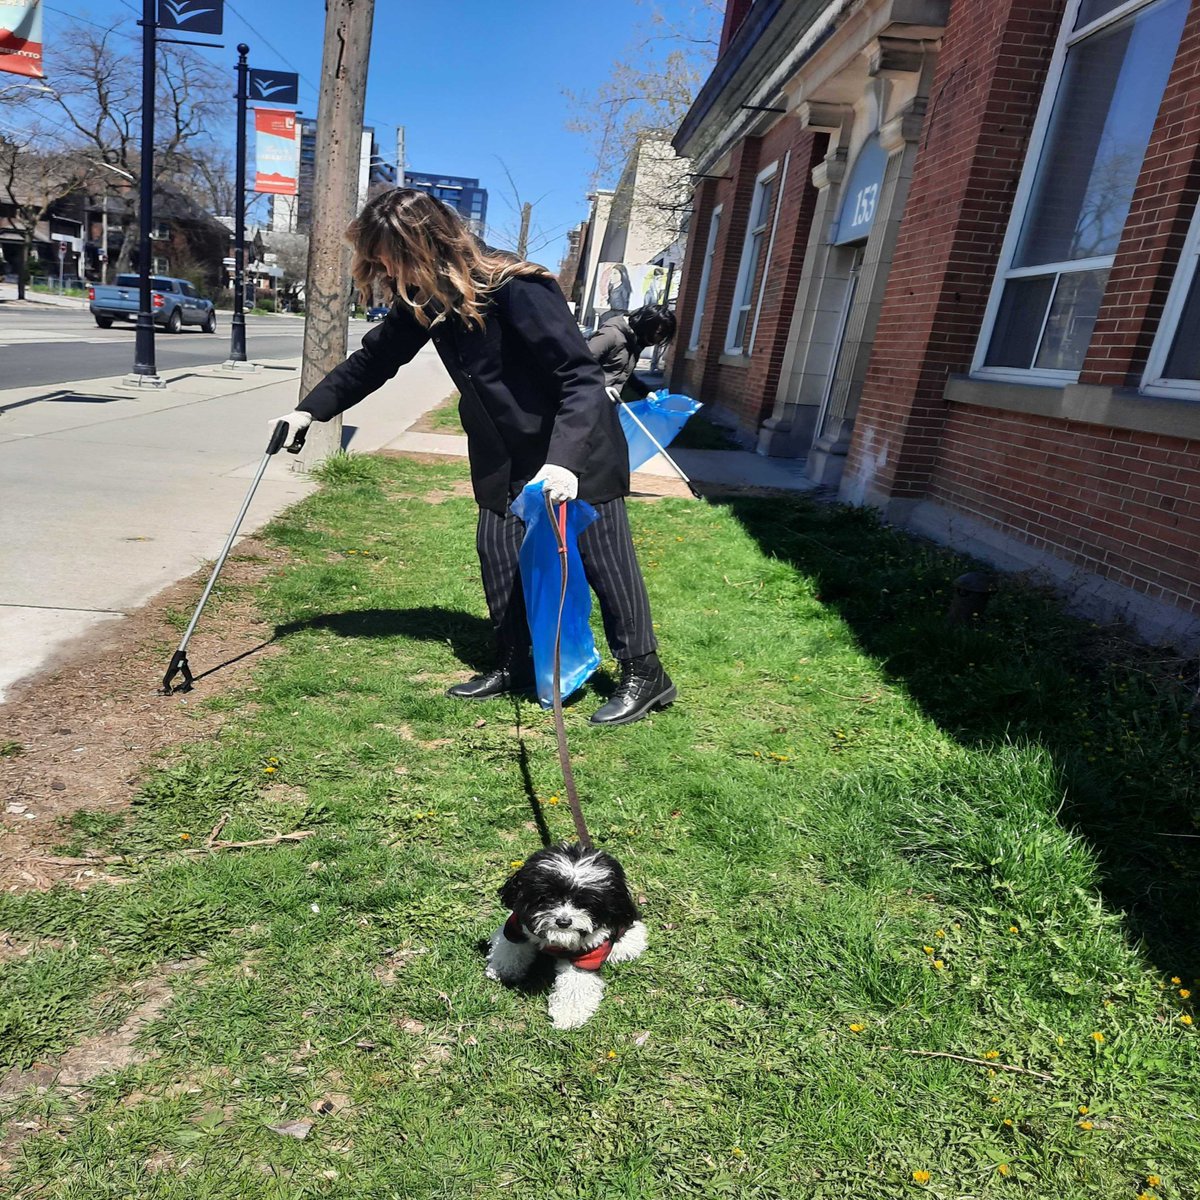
[0,307,373,389]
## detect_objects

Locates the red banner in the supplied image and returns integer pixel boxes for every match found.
[0,1,43,78]
[254,107,299,196]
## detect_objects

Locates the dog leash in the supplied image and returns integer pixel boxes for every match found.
[545,490,594,851]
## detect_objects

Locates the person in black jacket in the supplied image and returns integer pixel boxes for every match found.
[587,306,677,402]
[268,188,674,727]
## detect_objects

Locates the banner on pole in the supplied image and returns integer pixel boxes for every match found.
[248,69,299,106]
[156,0,223,35]
[254,108,299,195]
[0,1,44,78]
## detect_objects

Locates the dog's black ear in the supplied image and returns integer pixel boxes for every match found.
[599,853,640,928]
[499,866,524,910]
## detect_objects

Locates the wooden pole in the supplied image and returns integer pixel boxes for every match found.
[516,201,532,259]
[295,0,376,471]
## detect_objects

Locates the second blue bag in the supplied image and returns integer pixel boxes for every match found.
[619,391,703,472]
[511,481,602,708]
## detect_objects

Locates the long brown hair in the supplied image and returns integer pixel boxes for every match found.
[347,188,547,329]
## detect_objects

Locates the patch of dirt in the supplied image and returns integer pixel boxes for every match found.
[0,538,292,894]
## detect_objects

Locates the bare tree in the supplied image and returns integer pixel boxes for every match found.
[36,20,230,273]
[0,134,94,299]
[567,2,720,185]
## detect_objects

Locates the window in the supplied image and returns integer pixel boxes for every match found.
[1143,199,1200,397]
[689,205,722,350]
[975,0,1187,381]
[726,164,777,354]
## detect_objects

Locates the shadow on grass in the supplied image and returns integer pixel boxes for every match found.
[725,494,1200,976]
[274,606,493,672]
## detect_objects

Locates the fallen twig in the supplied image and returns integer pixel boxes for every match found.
[202,831,315,852]
[206,811,231,848]
[879,1046,1056,1083]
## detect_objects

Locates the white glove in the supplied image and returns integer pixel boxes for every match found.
[530,463,579,504]
[268,410,313,446]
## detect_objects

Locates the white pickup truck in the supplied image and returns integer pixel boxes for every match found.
[88,274,217,334]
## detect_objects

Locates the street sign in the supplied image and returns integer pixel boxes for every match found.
[248,69,299,106]
[156,0,223,35]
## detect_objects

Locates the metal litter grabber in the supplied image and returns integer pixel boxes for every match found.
[159,420,308,694]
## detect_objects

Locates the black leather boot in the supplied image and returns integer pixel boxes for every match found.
[446,651,535,701]
[590,653,676,726]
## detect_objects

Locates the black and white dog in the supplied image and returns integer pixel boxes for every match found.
[486,843,648,1029]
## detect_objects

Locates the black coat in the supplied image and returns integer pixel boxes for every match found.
[297,274,630,514]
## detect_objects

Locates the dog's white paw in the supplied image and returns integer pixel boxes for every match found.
[548,963,605,1029]
[608,920,648,964]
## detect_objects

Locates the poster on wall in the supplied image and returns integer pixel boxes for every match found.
[593,263,673,317]
[0,1,43,78]
[254,108,299,195]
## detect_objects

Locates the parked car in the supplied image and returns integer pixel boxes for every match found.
[366,304,390,322]
[89,274,217,333]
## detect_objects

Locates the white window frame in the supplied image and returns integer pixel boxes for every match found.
[689,205,723,350]
[1142,196,1200,399]
[971,0,1175,386]
[725,161,778,355]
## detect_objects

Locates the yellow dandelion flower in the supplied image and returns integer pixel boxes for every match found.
[984,1050,1000,1060]
[1003,1118,1013,1127]
[1181,1014,1194,1025]
[264,765,277,773]
[933,959,945,970]
[989,1096,1001,1104]
[997,1163,1010,1176]
[923,945,934,955]
[1171,976,1182,985]
[547,795,560,806]
[1180,988,1191,999]
[935,929,946,938]
[1147,1176,1161,1187]
[1137,1193,1157,1200]
[849,1023,866,1033]
[987,1069,996,1077]
[509,860,525,869]
[178,833,190,841]
[1078,1120,1094,1130]
[912,1169,931,1184]
[732,1147,744,1157]
[1078,1105,1088,1115]
[1009,925,1019,933]
[606,1050,617,1060]
[1090,1031,1105,1044]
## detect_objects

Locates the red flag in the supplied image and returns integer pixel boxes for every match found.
[254,107,299,196]
[0,1,44,78]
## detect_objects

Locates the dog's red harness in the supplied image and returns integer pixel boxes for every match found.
[503,912,622,972]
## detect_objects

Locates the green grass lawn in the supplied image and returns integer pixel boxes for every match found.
[1,455,1197,1198]
[409,392,465,435]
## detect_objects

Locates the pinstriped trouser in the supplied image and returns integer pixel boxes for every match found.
[476,498,657,661]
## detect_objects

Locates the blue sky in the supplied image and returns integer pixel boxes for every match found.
[41,0,717,267]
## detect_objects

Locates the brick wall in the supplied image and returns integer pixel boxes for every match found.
[1081,3,1200,386]
[930,408,1200,616]
[844,0,1067,500]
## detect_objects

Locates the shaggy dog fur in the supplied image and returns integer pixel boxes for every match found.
[486,843,647,1029]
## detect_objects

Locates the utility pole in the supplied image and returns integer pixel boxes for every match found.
[395,126,405,188]
[516,201,531,258]
[296,0,375,471]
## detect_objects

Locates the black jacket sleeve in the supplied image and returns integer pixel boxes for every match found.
[297,303,430,421]
[502,276,612,476]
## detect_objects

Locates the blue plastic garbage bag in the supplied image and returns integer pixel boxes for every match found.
[511,481,602,708]
[619,391,702,472]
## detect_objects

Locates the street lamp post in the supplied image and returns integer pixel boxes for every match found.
[128,0,163,387]
[226,43,251,367]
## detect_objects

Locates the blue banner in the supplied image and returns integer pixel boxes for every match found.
[248,69,299,106]
[157,0,223,35]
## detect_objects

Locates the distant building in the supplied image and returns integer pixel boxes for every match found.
[404,171,487,236]
[270,122,392,234]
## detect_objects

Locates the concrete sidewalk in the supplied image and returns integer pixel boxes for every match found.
[0,281,88,309]
[0,345,453,701]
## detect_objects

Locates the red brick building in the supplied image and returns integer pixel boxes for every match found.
[671,0,1200,650]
